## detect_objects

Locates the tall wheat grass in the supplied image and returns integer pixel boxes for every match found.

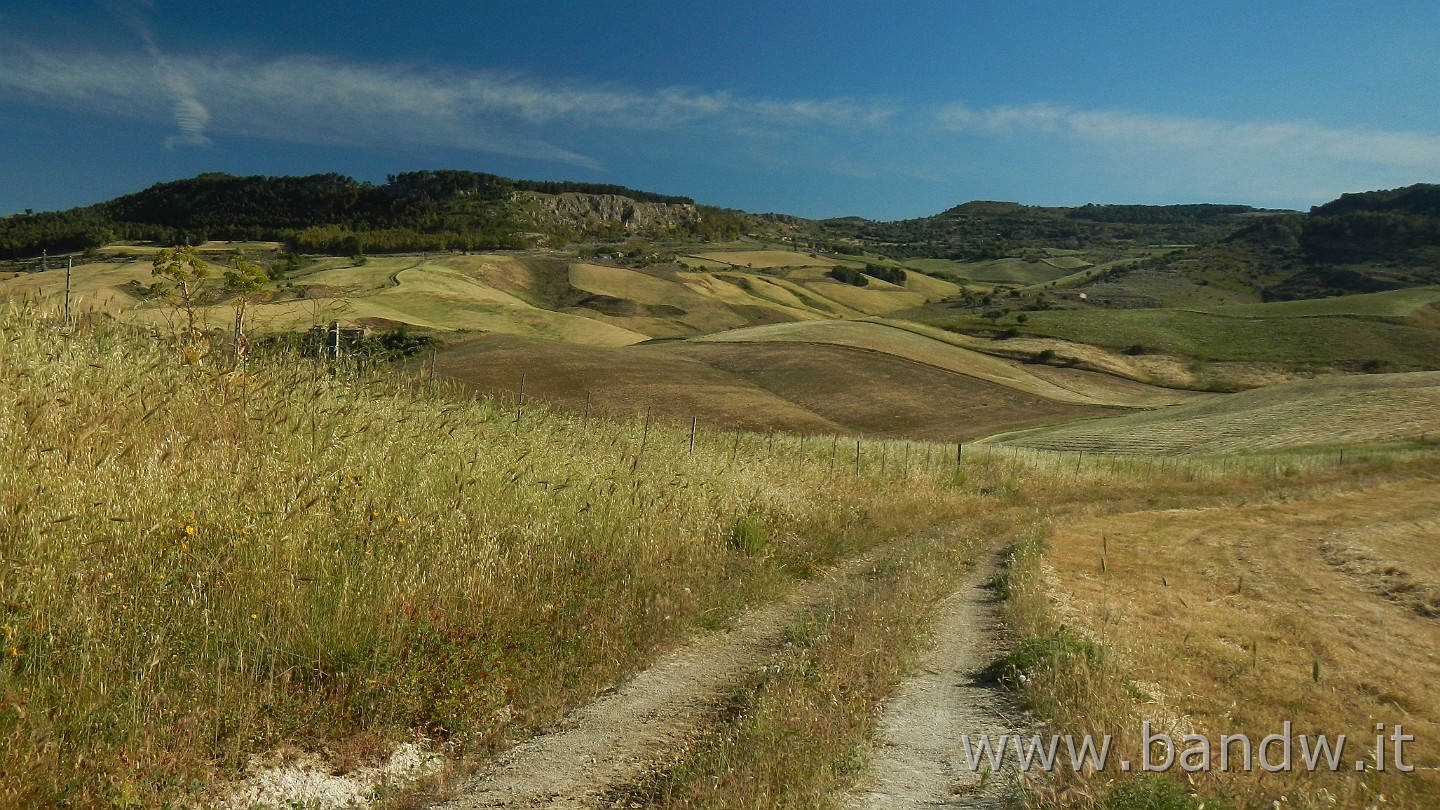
[0,304,995,807]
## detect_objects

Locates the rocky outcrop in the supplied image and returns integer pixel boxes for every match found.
[516,191,700,232]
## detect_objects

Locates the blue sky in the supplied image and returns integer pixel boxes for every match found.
[2,1,1438,220]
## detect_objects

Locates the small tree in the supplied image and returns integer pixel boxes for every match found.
[151,246,210,340]
[224,259,268,361]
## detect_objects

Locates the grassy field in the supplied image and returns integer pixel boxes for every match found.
[0,249,971,349]
[687,249,855,270]
[909,297,1440,369]
[0,302,988,808]
[1198,285,1440,318]
[982,371,1440,454]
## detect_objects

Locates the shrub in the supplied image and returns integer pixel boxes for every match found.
[728,514,769,556]
[826,266,868,287]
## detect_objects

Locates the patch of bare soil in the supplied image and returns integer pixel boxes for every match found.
[842,563,1019,809]
[436,554,880,809]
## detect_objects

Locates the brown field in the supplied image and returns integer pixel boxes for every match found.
[697,320,1204,408]
[1041,465,1440,806]
[429,333,1116,441]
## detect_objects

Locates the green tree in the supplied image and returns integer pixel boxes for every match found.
[151,246,210,340]
[223,259,268,361]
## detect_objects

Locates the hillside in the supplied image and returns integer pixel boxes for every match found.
[0,170,749,258]
[9,172,1440,305]
[816,201,1278,262]
[1106,183,1440,299]
[425,320,1212,442]
[981,370,1440,454]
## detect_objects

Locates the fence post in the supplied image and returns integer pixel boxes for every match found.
[689,417,697,456]
[516,373,526,423]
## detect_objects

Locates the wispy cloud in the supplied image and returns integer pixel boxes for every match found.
[0,30,1437,206]
[936,102,1440,172]
[0,42,892,168]
[99,0,212,148]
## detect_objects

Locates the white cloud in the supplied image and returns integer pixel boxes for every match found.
[935,102,1440,172]
[0,44,893,168]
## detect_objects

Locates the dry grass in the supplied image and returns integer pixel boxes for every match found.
[997,456,1440,808]
[0,303,978,808]
[987,372,1440,455]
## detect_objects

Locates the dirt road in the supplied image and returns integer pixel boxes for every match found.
[437,554,879,808]
[841,564,1018,808]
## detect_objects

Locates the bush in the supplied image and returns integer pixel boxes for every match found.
[860,263,906,285]
[981,627,1100,690]
[728,515,769,556]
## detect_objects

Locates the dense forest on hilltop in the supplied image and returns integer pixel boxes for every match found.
[0,170,739,258]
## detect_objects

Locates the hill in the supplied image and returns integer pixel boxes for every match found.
[980,370,1440,454]
[0,170,748,258]
[1106,183,1440,300]
[426,320,1207,442]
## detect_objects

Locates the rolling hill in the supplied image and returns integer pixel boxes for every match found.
[980,371,1440,455]
[427,320,1204,441]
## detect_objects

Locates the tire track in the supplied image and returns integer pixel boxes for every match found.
[435,553,882,809]
[842,561,1019,809]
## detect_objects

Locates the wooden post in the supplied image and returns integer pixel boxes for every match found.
[64,257,72,325]
[956,442,963,469]
[640,408,652,456]
[689,417,697,455]
[855,439,862,477]
[830,434,839,471]
[516,373,526,423]
[331,320,341,361]
[583,390,592,429]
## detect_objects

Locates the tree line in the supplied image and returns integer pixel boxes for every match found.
[0,171,732,259]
